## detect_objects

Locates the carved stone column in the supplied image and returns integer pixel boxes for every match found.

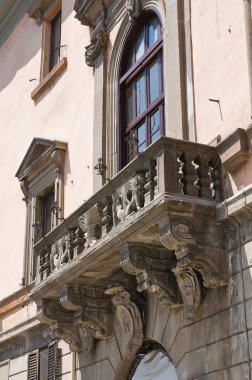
[120,243,182,308]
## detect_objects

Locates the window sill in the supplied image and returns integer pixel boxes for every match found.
[31,57,67,101]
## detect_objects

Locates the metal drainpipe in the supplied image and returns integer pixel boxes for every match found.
[243,0,252,118]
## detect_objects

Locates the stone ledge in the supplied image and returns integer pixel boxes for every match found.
[217,184,252,221]
[0,317,40,345]
[31,57,67,101]
[216,128,250,172]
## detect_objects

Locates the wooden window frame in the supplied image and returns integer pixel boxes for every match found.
[119,11,164,168]
[40,0,62,80]
[31,0,67,101]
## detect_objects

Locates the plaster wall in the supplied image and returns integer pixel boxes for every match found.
[0,0,94,299]
[191,0,251,144]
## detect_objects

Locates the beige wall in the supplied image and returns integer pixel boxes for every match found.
[191,0,251,144]
[0,1,94,299]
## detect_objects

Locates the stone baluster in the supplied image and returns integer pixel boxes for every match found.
[101,196,113,236]
[208,157,222,201]
[73,228,85,258]
[178,152,198,196]
[39,245,51,281]
[156,149,182,194]
[144,160,157,203]
[194,155,212,199]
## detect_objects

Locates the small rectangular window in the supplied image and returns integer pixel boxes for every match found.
[50,12,61,71]
[42,190,55,236]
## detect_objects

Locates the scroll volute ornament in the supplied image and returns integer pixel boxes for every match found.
[36,299,81,352]
[60,284,113,353]
[120,243,182,308]
[159,215,228,314]
[85,30,108,67]
[105,285,144,380]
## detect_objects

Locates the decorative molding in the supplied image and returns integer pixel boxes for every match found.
[36,298,81,352]
[173,266,203,319]
[159,216,227,290]
[15,137,67,183]
[126,0,141,21]
[27,0,60,25]
[74,0,113,27]
[120,243,182,308]
[78,203,103,247]
[105,285,144,380]
[60,284,113,352]
[94,157,107,175]
[217,128,250,172]
[112,171,147,225]
[85,30,108,67]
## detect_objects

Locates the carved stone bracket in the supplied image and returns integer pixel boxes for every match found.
[126,0,141,21]
[120,243,182,308]
[105,285,144,380]
[36,299,81,352]
[85,30,108,67]
[159,215,228,315]
[60,284,113,352]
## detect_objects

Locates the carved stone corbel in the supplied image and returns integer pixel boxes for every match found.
[172,266,204,319]
[36,299,81,352]
[60,284,113,352]
[78,203,103,248]
[126,0,141,21]
[105,285,144,380]
[120,243,182,308]
[159,217,227,288]
[85,30,108,67]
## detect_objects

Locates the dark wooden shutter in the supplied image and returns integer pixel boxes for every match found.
[27,351,39,380]
[48,341,59,380]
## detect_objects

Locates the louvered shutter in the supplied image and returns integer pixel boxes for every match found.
[27,351,39,380]
[48,341,59,380]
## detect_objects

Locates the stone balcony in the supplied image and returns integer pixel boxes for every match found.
[30,136,228,354]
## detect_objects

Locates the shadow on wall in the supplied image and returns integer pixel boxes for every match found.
[0,14,40,93]
[0,1,74,93]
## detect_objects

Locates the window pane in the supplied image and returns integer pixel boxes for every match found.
[136,73,146,116]
[50,12,61,70]
[137,123,146,153]
[151,129,161,143]
[150,109,160,134]
[126,84,134,123]
[43,192,54,235]
[149,60,159,103]
[135,29,145,61]
[148,18,159,47]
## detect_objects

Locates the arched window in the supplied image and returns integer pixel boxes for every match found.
[119,12,164,167]
[129,341,178,380]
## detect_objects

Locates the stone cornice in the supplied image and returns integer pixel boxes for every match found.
[74,0,113,27]
[0,0,33,47]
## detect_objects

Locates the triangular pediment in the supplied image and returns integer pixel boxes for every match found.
[16,138,67,180]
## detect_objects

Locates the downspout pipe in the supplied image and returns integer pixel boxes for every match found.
[243,0,252,118]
